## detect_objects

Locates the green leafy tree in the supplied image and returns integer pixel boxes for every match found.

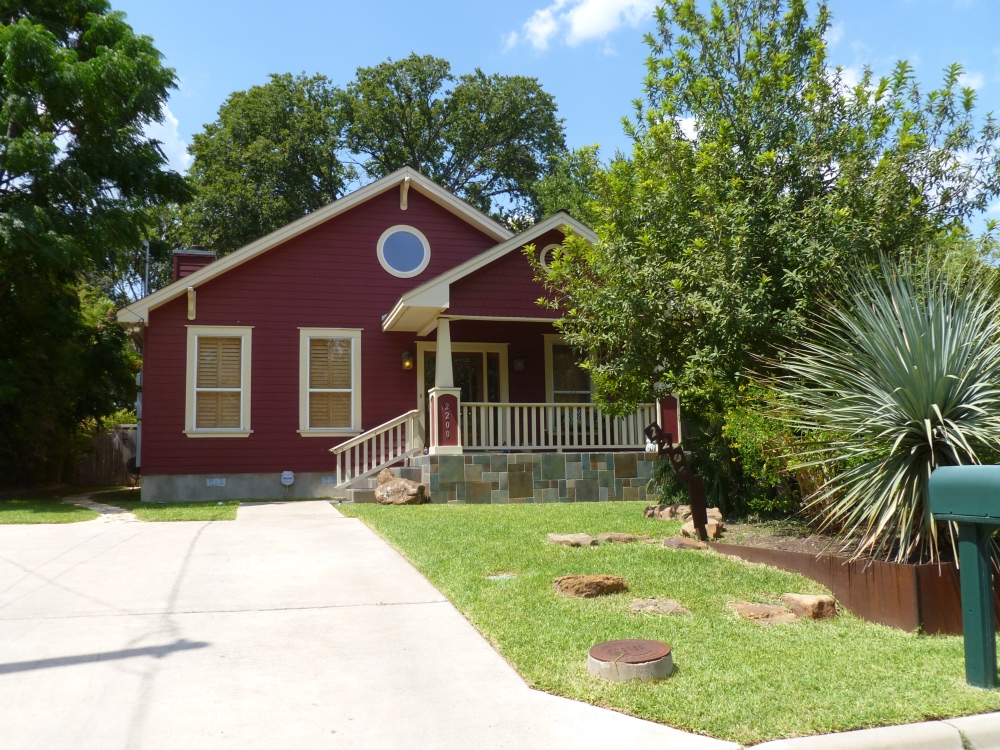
[535,0,1000,512]
[341,54,566,224]
[183,73,352,256]
[534,145,605,226]
[0,1,189,484]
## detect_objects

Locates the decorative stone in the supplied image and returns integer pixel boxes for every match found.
[587,639,673,682]
[662,536,708,550]
[629,598,690,616]
[782,593,837,620]
[644,503,688,520]
[597,533,648,544]
[729,602,800,625]
[644,504,723,523]
[547,533,598,547]
[554,574,628,598]
[681,519,724,540]
[375,469,429,505]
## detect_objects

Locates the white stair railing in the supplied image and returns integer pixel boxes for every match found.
[459,403,656,451]
[330,409,422,488]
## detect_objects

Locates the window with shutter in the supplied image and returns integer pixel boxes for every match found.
[299,329,362,435]
[195,337,243,428]
[185,326,252,437]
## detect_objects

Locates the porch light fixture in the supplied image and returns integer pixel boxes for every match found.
[513,355,525,372]
[402,350,414,370]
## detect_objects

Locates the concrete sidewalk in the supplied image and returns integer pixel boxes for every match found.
[0,500,736,750]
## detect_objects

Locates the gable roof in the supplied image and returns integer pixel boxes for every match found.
[381,211,596,334]
[117,167,514,325]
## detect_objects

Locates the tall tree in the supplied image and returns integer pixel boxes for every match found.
[183,73,352,256]
[0,1,190,483]
[536,0,1000,510]
[341,54,566,224]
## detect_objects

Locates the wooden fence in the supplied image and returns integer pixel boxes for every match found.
[75,426,138,487]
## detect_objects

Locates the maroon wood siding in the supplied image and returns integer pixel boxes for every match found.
[447,229,563,319]
[142,189,498,476]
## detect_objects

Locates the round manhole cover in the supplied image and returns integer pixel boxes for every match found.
[589,639,671,664]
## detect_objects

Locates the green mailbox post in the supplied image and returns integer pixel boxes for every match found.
[928,465,1000,689]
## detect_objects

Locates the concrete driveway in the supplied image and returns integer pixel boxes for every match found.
[0,500,735,750]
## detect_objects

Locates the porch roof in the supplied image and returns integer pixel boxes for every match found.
[381,211,596,334]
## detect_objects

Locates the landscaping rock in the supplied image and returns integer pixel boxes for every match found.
[662,536,708,550]
[644,503,689,520]
[547,533,598,547]
[597,533,648,544]
[681,519,725,540]
[729,602,800,625]
[782,593,837,620]
[554,574,628,598]
[629,598,690,616]
[645,504,724,523]
[374,469,429,505]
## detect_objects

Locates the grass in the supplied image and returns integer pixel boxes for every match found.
[340,500,1000,745]
[0,488,101,524]
[89,489,242,521]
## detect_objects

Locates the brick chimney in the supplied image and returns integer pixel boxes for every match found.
[172,246,217,282]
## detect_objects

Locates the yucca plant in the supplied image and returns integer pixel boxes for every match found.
[771,258,1000,563]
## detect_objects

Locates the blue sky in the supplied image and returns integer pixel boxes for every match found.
[120,0,1000,212]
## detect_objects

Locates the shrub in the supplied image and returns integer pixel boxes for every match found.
[770,258,1000,562]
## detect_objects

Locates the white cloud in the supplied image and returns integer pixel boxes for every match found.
[514,0,657,51]
[826,23,844,46]
[677,116,697,140]
[839,65,862,89]
[145,104,191,174]
[959,71,985,90]
[989,201,1000,214]
[503,30,519,51]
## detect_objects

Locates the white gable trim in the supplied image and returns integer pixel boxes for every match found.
[381,211,595,332]
[117,167,513,325]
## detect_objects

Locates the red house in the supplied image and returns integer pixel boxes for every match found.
[118,168,678,503]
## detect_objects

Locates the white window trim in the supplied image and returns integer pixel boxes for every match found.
[298,328,363,437]
[544,333,592,404]
[184,326,253,438]
[377,225,431,278]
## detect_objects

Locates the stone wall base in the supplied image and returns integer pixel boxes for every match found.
[409,452,660,504]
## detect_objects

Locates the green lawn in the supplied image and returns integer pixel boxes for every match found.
[341,500,1000,745]
[0,490,101,524]
[89,489,242,521]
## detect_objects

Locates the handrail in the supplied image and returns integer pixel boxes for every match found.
[460,402,656,451]
[330,409,422,488]
[329,410,419,455]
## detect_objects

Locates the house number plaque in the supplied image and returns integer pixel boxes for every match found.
[437,393,459,446]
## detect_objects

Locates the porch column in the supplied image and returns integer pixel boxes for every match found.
[428,318,462,455]
[435,318,454,388]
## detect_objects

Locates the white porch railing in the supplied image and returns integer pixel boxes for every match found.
[459,402,656,451]
[330,409,422,488]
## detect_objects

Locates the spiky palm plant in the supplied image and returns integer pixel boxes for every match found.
[772,259,1000,563]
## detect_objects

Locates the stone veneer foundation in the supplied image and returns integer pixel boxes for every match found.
[409,452,660,504]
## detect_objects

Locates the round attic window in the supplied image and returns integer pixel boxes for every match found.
[540,243,560,271]
[377,225,431,278]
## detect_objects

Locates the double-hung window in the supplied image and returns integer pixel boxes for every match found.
[299,328,362,436]
[185,326,253,437]
[544,335,592,403]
